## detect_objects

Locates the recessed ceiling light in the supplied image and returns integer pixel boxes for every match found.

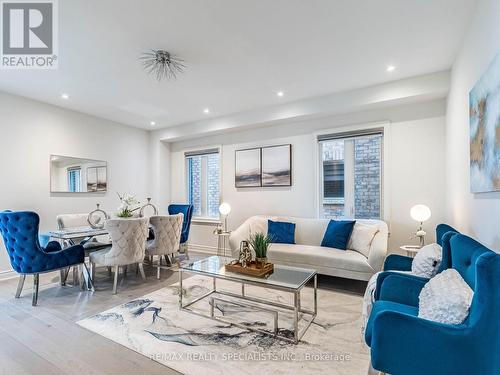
[277,91,284,97]
[150,121,156,126]
[203,108,210,114]
[61,93,69,99]
[386,65,396,72]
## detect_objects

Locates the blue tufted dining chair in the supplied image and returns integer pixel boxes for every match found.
[168,204,193,259]
[0,211,87,306]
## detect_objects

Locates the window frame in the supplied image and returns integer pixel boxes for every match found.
[184,146,222,222]
[67,167,82,193]
[314,122,390,222]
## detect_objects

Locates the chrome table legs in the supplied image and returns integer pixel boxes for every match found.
[179,270,318,344]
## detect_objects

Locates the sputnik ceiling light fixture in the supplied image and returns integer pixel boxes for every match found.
[140,50,186,81]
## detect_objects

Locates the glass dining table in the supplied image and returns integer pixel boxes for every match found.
[48,226,110,291]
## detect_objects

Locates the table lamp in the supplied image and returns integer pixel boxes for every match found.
[219,202,231,231]
[410,204,431,247]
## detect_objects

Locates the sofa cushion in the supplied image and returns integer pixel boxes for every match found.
[348,222,379,257]
[268,243,374,273]
[418,268,474,324]
[411,243,442,278]
[268,220,295,244]
[321,220,356,250]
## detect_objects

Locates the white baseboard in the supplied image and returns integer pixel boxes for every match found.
[188,244,218,255]
[0,269,17,281]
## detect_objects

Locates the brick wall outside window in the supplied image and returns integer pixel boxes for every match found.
[321,135,381,219]
[206,153,220,218]
[187,152,220,218]
[354,137,381,219]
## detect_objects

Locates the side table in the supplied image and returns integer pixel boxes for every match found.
[215,230,232,257]
[400,245,421,258]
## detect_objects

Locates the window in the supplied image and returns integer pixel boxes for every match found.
[185,149,220,219]
[318,129,383,219]
[67,168,81,192]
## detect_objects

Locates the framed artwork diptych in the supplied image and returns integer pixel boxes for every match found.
[235,144,292,188]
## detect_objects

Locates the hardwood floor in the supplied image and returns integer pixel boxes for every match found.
[0,253,367,375]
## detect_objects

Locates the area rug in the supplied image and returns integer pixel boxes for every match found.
[77,275,370,374]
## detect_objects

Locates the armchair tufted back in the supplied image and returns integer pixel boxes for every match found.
[467,250,500,362]
[168,204,193,244]
[449,234,492,289]
[435,223,459,246]
[103,217,149,266]
[0,211,44,273]
[148,214,183,255]
[436,231,458,273]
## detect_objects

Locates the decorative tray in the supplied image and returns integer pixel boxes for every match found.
[225,261,274,278]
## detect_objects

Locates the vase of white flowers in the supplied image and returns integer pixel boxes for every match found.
[116,192,140,218]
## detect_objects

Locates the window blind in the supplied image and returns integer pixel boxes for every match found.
[317,128,384,142]
[184,148,220,157]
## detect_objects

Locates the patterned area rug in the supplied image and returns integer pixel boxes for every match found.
[77,275,370,374]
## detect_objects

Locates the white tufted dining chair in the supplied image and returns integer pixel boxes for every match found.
[146,214,183,279]
[89,217,149,294]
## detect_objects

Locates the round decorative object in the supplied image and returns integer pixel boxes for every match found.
[139,198,158,218]
[410,204,432,223]
[219,202,231,216]
[87,204,109,229]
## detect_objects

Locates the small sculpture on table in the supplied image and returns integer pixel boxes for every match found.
[238,240,252,268]
[87,204,109,229]
[139,198,158,217]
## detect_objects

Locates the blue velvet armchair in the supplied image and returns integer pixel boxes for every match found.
[0,211,88,306]
[168,204,193,258]
[383,223,459,272]
[366,234,500,375]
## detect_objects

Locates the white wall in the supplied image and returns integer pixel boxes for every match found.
[445,0,500,251]
[0,91,151,272]
[166,100,446,254]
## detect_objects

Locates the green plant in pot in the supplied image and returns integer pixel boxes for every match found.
[248,232,272,269]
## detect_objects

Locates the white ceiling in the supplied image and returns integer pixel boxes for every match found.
[0,0,476,130]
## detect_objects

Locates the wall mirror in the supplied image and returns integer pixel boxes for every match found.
[50,155,107,193]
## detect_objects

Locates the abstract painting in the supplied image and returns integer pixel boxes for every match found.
[469,51,500,193]
[235,148,261,187]
[262,144,292,186]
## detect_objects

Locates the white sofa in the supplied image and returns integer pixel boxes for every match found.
[229,215,388,281]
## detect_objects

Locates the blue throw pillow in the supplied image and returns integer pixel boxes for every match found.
[321,220,356,250]
[268,220,296,244]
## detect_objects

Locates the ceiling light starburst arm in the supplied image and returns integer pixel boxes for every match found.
[140,49,186,81]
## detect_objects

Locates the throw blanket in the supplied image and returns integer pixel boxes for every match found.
[361,270,411,334]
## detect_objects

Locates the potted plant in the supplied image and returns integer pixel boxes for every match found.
[248,232,272,268]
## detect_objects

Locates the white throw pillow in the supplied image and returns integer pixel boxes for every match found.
[347,223,379,257]
[418,269,474,324]
[411,243,442,278]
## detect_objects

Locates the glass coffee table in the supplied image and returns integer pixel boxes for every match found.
[179,256,317,344]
